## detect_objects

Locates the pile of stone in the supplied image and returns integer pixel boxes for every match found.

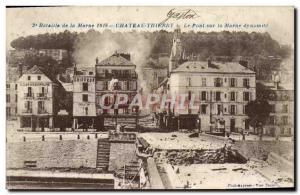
[165,146,247,165]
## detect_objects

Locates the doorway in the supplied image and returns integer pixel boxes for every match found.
[230,118,235,132]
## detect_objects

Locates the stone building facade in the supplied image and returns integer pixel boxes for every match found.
[17,65,60,131]
[6,82,18,120]
[169,61,256,132]
[95,52,138,115]
[72,68,97,130]
[262,89,294,136]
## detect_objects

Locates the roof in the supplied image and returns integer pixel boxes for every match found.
[172,61,255,74]
[25,65,44,74]
[257,80,294,91]
[97,54,136,66]
[24,65,62,86]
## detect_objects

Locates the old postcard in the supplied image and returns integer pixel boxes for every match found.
[6,6,295,190]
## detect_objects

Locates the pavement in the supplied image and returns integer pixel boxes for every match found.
[174,163,279,189]
[229,133,293,142]
[6,120,109,143]
[138,132,226,150]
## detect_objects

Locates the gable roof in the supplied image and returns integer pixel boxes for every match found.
[25,65,44,74]
[97,54,136,66]
[23,65,62,86]
[172,61,255,74]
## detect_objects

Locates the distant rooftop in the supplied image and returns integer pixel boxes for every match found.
[96,53,136,66]
[25,65,44,74]
[23,65,61,85]
[257,80,294,91]
[172,61,255,74]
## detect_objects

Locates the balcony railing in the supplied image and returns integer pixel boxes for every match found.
[24,93,34,98]
[38,109,48,114]
[22,109,32,114]
[37,93,47,98]
[96,73,138,79]
[214,83,222,87]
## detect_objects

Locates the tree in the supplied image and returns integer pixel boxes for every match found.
[22,53,62,78]
[245,99,272,140]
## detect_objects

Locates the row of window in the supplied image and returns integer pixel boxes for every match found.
[6,83,18,90]
[74,77,95,83]
[27,75,42,81]
[197,91,252,102]
[24,87,47,97]
[6,94,17,103]
[187,77,251,88]
[80,81,138,91]
[270,104,289,113]
[96,69,137,78]
[278,127,292,135]
[268,115,290,125]
[23,101,45,113]
[6,107,17,116]
[96,81,137,91]
[199,104,247,115]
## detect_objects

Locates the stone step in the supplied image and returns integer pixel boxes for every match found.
[97,160,108,163]
[97,163,109,167]
[96,138,111,169]
[97,146,110,149]
[97,153,110,156]
[97,151,109,153]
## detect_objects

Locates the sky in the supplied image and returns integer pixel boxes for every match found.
[6,6,294,50]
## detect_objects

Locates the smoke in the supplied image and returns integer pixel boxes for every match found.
[72,29,154,92]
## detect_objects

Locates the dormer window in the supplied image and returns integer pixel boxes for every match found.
[38,76,41,80]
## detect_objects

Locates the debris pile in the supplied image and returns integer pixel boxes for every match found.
[164,146,247,165]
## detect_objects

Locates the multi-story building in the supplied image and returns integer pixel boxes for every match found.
[72,68,97,130]
[258,87,294,136]
[17,65,61,131]
[6,62,25,120]
[169,60,256,132]
[257,70,294,136]
[141,66,168,92]
[6,82,18,120]
[38,49,68,62]
[95,52,138,115]
[158,26,256,132]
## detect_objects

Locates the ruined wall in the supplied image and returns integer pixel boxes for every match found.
[7,140,97,169]
[108,142,136,171]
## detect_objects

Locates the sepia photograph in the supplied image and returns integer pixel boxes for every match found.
[5,6,295,190]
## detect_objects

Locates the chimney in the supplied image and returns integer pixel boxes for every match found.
[208,59,212,67]
[95,57,99,65]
